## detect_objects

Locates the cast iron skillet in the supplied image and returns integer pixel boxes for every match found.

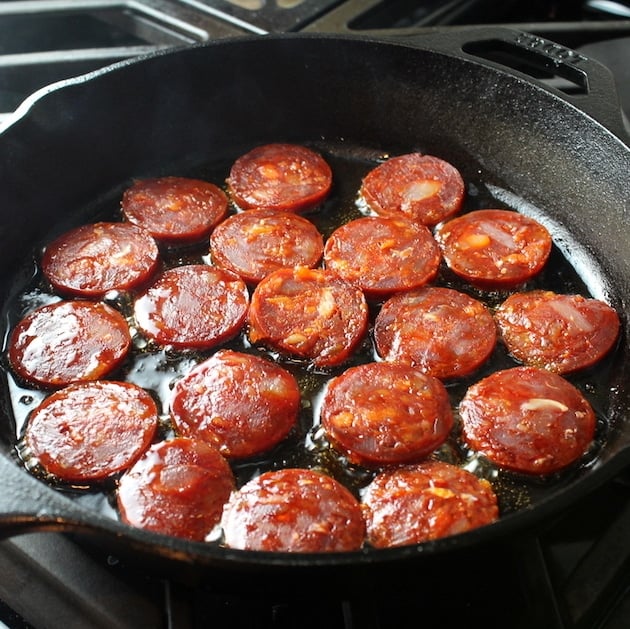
[0,27,629,592]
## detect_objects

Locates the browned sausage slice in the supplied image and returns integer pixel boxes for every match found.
[374,286,497,379]
[170,350,300,459]
[434,209,552,288]
[210,208,324,284]
[133,265,249,350]
[24,380,158,482]
[41,222,160,298]
[8,300,131,388]
[359,153,465,226]
[323,216,441,299]
[320,362,453,466]
[247,267,368,367]
[121,176,228,244]
[220,468,365,552]
[362,460,499,548]
[495,290,620,374]
[227,143,333,213]
[459,366,596,475]
[117,437,234,541]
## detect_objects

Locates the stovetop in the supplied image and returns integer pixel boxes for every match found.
[2,0,630,121]
[1,2,630,628]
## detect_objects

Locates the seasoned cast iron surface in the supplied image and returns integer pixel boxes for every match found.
[0,35,628,574]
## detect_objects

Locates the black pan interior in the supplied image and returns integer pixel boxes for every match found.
[0,31,630,586]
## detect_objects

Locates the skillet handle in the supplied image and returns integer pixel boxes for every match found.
[399,26,630,145]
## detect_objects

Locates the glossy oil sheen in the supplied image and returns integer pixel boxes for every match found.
[0,35,628,577]
[0,143,620,532]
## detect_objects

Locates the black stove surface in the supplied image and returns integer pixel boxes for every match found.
[0,2,629,628]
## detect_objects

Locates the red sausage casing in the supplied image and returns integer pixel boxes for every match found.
[435,209,552,288]
[374,286,497,379]
[8,300,131,388]
[117,437,235,541]
[320,362,453,466]
[495,290,620,374]
[133,265,249,350]
[210,208,323,285]
[323,216,441,299]
[227,143,333,213]
[359,153,465,226]
[24,380,158,483]
[362,460,498,548]
[220,468,365,552]
[248,266,369,367]
[41,222,159,298]
[459,366,596,475]
[170,350,300,459]
[121,176,228,244]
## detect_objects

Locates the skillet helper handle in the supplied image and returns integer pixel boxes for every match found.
[403,26,630,144]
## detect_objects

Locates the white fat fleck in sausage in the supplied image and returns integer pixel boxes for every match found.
[520,398,570,413]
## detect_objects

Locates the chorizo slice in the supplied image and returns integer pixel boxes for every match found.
[117,437,235,541]
[24,380,158,483]
[361,460,499,548]
[170,350,300,459]
[459,366,596,475]
[247,266,368,367]
[495,290,620,374]
[121,176,228,244]
[8,300,131,388]
[323,216,441,299]
[220,468,365,552]
[359,153,465,226]
[434,209,552,288]
[227,143,333,213]
[320,362,453,466]
[374,286,497,379]
[133,264,249,350]
[209,208,324,284]
[41,222,159,298]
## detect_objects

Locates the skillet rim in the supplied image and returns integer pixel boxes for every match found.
[0,29,629,573]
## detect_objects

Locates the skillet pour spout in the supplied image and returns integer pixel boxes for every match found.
[0,28,630,581]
